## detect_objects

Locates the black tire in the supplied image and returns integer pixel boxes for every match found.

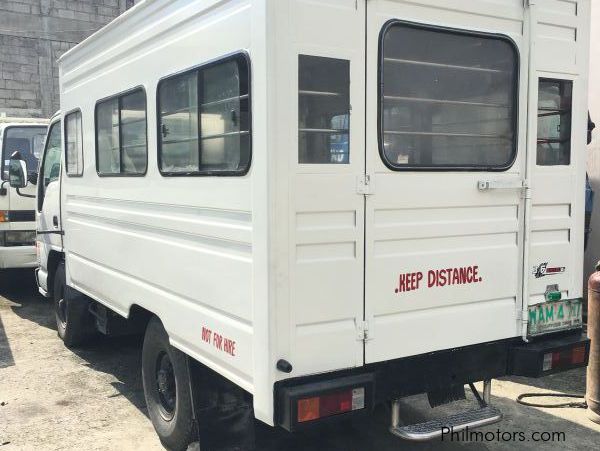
[142,317,196,451]
[53,261,93,347]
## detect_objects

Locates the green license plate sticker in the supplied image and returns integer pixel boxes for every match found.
[528,298,583,336]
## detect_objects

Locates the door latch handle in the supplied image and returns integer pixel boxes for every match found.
[478,179,526,191]
[52,215,59,227]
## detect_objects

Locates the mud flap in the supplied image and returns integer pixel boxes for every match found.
[187,358,256,451]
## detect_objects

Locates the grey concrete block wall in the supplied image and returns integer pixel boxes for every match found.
[0,0,136,118]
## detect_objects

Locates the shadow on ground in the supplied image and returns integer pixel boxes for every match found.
[0,269,53,329]
[1,269,43,369]
[501,370,587,395]
[73,334,149,413]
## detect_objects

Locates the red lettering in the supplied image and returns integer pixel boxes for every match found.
[439,269,446,287]
[459,267,467,284]
[474,265,481,282]
[213,333,223,351]
[223,339,236,356]
[428,270,435,288]
[397,265,482,294]
[398,274,406,292]
[202,327,237,358]
[202,327,212,344]
[416,272,423,289]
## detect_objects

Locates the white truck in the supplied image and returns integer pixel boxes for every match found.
[0,118,48,270]
[8,0,592,449]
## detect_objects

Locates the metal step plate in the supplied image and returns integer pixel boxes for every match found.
[390,406,502,441]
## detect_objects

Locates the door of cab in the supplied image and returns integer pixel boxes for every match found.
[364,0,530,363]
[37,119,63,290]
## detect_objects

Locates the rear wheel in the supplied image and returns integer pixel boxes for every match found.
[53,262,93,347]
[142,317,195,451]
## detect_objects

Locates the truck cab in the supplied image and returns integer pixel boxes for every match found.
[0,118,48,270]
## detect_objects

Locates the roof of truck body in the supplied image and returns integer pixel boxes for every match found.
[59,0,148,65]
[58,0,251,92]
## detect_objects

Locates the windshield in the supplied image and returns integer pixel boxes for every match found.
[2,126,47,180]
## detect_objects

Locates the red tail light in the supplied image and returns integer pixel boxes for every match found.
[571,345,586,365]
[543,345,587,372]
[297,387,365,423]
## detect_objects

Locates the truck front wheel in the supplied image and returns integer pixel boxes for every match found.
[53,262,94,347]
[142,317,196,451]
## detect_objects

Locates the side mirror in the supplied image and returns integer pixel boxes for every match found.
[8,152,27,189]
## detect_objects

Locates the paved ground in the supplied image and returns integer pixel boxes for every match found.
[1,269,600,451]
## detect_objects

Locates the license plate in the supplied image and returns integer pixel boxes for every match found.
[528,298,583,336]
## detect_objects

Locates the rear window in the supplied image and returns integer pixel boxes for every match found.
[1,126,47,180]
[537,78,573,166]
[379,22,519,170]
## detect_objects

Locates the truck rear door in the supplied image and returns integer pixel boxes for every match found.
[364,0,530,363]
[288,0,366,375]
[525,1,589,331]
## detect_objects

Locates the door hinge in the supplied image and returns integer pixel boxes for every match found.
[521,185,532,200]
[357,320,370,341]
[357,174,374,195]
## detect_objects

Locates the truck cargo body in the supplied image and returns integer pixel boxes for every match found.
[49,0,590,433]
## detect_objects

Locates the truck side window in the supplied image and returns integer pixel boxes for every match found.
[298,55,350,164]
[158,72,199,173]
[65,110,83,176]
[537,79,573,166]
[158,53,251,176]
[379,22,518,170]
[38,122,61,210]
[95,88,148,176]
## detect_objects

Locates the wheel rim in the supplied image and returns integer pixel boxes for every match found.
[155,351,176,421]
[56,295,67,329]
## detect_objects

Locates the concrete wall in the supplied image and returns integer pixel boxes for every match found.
[0,0,135,118]
[585,3,600,286]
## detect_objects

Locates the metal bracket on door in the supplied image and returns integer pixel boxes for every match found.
[356,319,373,342]
[357,174,374,195]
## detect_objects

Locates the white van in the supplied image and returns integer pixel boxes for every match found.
[11,0,592,449]
[0,118,48,270]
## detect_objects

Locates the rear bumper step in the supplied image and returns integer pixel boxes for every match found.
[390,405,502,441]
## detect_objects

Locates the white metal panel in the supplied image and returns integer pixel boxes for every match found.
[60,0,257,395]
[526,0,590,311]
[281,0,366,375]
[364,0,528,363]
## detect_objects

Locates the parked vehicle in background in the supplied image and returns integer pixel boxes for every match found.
[13,1,593,450]
[0,117,48,270]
